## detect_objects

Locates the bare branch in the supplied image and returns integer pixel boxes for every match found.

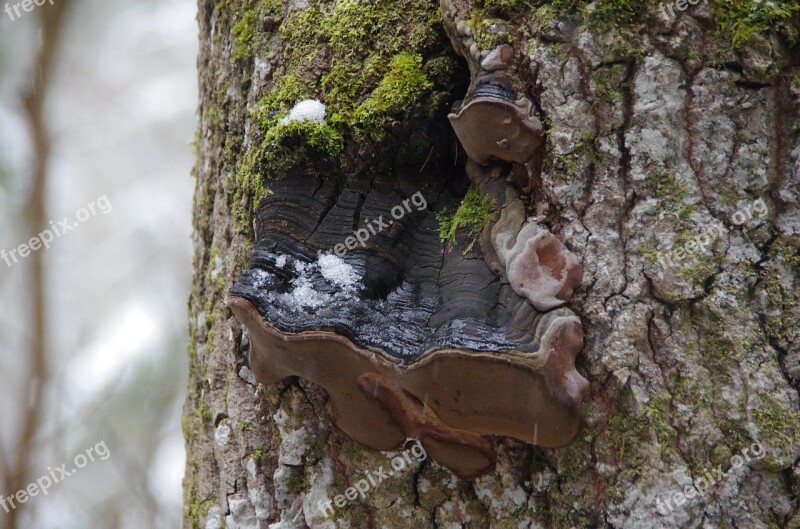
[2,3,71,529]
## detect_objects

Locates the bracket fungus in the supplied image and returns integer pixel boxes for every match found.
[448,75,544,165]
[229,1,589,479]
[506,222,584,312]
[229,166,589,478]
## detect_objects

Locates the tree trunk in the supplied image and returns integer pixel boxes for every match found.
[183,0,800,528]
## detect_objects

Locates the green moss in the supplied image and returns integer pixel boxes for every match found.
[252,447,267,465]
[591,64,627,103]
[554,423,597,478]
[232,10,258,61]
[252,76,309,125]
[652,169,687,206]
[674,254,719,284]
[719,185,744,207]
[184,498,217,529]
[243,119,344,181]
[473,0,524,15]
[714,0,800,47]
[650,168,697,224]
[646,394,676,458]
[436,185,497,252]
[181,413,197,445]
[234,0,454,218]
[192,172,214,234]
[543,413,604,529]
[527,1,651,66]
[698,329,740,378]
[581,0,654,32]
[196,399,215,424]
[408,23,441,53]
[671,371,713,414]
[556,133,602,177]
[709,422,751,470]
[753,395,800,457]
[285,466,308,493]
[759,234,800,345]
[548,0,658,33]
[204,105,223,128]
[227,0,286,61]
[201,245,228,335]
[423,55,459,86]
[521,0,797,73]
[317,1,405,107]
[272,425,282,445]
[352,53,433,138]
[271,0,444,124]
[263,0,284,15]
[637,244,661,267]
[594,389,678,501]
[468,15,513,49]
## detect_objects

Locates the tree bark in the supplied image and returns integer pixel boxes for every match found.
[184,0,800,528]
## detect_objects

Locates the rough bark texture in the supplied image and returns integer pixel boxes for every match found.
[183,0,800,528]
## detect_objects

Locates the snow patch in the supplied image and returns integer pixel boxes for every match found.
[272,253,363,310]
[251,268,272,289]
[279,99,326,125]
[318,253,360,291]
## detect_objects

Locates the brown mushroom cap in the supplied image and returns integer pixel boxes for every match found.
[449,92,543,165]
[506,222,584,312]
[229,296,588,478]
[491,188,527,268]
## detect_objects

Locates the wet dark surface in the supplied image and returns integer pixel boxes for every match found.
[230,167,542,363]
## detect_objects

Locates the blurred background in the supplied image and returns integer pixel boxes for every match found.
[0,0,197,527]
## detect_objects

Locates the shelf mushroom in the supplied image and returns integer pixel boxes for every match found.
[229,170,589,478]
[448,76,544,165]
